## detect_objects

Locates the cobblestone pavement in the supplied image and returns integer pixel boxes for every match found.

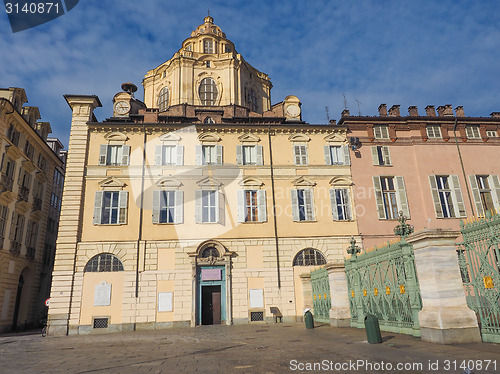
[0,323,499,374]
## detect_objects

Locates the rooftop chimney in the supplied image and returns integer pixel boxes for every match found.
[388,105,400,117]
[425,105,436,117]
[408,106,419,117]
[491,112,500,118]
[341,109,350,117]
[378,104,387,117]
[455,106,465,117]
[437,104,453,117]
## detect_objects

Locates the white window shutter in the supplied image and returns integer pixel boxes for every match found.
[291,189,299,221]
[342,145,351,166]
[118,191,128,224]
[218,191,225,225]
[324,146,332,165]
[428,175,444,218]
[195,190,202,223]
[382,146,391,166]
[257,190,267,222]
[469,175,485,217]
[256,145,264,165]
[304,146,309,165]
[237,190,245,222]
[450,175,466,217]
[9,212,17,240]
[216,145,223,165]
[176,145,184,166]
[155,145,163,166]
[25,220,32,246]
[152,190,160,224]
[236,145,243,165]
[121,145,131,166]
[175,190,183,224]
[99,145,107,165]
[93,191,103,225]
[395,176,410,218]
[343,189,352,220]
[372,176,386,219]
[330,189,338,220]
[371,147,379,166]
[195,145,202,166]
[293,146,301,165]
[489,175,500,213]
[305,189,315,221]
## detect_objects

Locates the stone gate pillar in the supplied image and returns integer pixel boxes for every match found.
[326,263,351,327]
[407,229,481,344]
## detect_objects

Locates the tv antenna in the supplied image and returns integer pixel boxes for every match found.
[343,93,347,110]
[355,99,362,116]
[325,106,330,122]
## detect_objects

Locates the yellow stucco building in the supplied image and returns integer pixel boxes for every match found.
[48,17,359,335]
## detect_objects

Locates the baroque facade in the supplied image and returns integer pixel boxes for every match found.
[342,104,500,248]
[0,87,66,332]
[48,17,359,335]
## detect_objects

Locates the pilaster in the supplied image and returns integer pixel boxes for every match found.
[325,263,351,327]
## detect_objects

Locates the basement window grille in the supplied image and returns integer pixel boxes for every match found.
[93,318,109,329]
[250,311,264,322]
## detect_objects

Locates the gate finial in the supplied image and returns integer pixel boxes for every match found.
[347,236,361,257]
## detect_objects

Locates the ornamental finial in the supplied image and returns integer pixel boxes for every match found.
[394,211,414,238]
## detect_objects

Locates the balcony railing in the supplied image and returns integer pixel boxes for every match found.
[33,197,42,211]
[0,174,14,191]
[26,247,36,259]
[10,241,21,255]
[19,186,29,201]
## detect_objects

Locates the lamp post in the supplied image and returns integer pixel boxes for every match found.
[394,211,414,239]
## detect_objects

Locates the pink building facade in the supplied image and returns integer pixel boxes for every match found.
[340,104,500,248]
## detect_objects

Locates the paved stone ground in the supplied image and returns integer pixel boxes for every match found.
[0,323,499,373]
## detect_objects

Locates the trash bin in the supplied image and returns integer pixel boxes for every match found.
[364,314,382,344]
[304,310,314,329]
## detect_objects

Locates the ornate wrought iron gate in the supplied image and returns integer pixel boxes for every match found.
[457,212,500,343]
[345,236,422,336]
[310,267,331,323]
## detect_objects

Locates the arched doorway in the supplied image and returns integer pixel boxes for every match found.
[12,268,32,330]
[188,241,234,326]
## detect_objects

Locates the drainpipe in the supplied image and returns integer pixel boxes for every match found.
[268,124,281,289]
[453,119,474,215]
[136,124,147,299]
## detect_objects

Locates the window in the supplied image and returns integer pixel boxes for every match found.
[237,190,267,222]
[374,125,389,139]
[373,176,409,220]
[293,145,308,166]
[196,145,223,165]
[371,146,391,166]
[469,175,500,216]
[0,157,15,191]
[204,117,215,124]
[330,188,351,221]
[199,78,218,106]
[99,145,130,166]
[0,205,8,245]
[18,169,31,201]
[203,39,214,54]
[158,87,169,112]
[185,44,192,51]
[293,248,326,266]
[236,145,263,166]
[152,190,183,224]
[428,175,465,218]
[201,247,219,258]
[37,155,47,173]
[324,145,350,165]
[195,188,224,224]
[9,212,25,253]
[25,220,38,252]
[24,140,34,160]
[84,253,124,272]
[225,44,232,53]
[155,145,184,166]
[246,88,258,112]
[291,189,315,221]
[7,124,20,146]
[466,126,481,139]
[486,130,498,138]
[93,191,128,225]
[426,125,442,139]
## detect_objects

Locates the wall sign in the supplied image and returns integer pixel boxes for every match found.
[201,268,221,281]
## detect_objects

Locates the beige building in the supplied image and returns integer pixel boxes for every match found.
[48,17,359,335]
[0,87,65,332]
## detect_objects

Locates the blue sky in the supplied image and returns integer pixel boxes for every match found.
[1,0,500,147]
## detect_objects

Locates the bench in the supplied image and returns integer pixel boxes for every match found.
[269,307,283,323]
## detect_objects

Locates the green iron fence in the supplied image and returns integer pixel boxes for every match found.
[310,267,331,323]
[457,211,500,343]
[344,221,422,336]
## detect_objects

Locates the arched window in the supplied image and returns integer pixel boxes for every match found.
[292,248,326,266]
[246,88,258,112]
[204,117,215,124]
[199,78,218,106]
[203,40,214,54]
[158,87,169,112]
[201,247,219,258]
[84,253,124,272]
